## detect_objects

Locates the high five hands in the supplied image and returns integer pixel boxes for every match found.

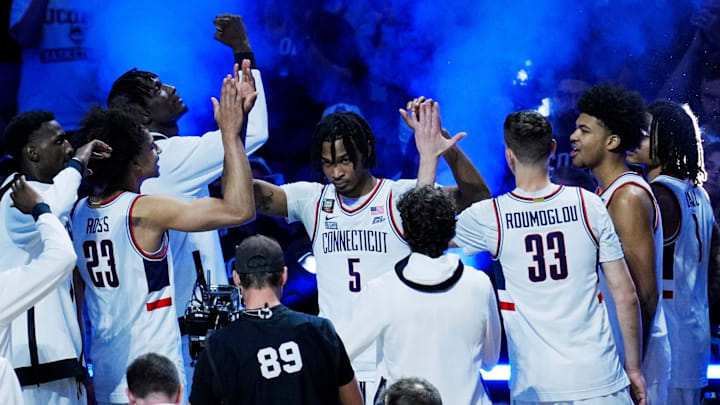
[399,96,466,159]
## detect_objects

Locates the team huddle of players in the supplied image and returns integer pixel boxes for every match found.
[0,58,717,405]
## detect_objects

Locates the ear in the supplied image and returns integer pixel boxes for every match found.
[606,134,622,151]
[125,388,135,404]
[505,146,516,172]
[174,385,184,404]
[25,145,40,163]
[550,138,557,156]
[232,270,242,289]
[281,266,288,287]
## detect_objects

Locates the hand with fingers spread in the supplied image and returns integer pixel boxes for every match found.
[236,59,258,114]
[73,140,113,177]
[10,176,45,214]
[213,14,252,53]
[212,75,246,136]
[412,101,466,159]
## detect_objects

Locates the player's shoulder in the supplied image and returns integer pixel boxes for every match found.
[461,264,493,289]
[281,181,325,195]
[387,178,417,195]
[459,197,496,218]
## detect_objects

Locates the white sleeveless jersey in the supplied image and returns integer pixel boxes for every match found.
[597,172,671,384]
[455,185,628,401]
[652,175,714,388]
[283,179,413,375]
[70,192,184,403]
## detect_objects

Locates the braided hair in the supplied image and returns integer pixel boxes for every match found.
[310,112,376,172]
[648,101,705,186]
[107,69,158,109]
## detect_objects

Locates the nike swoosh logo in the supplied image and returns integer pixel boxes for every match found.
[325,216,337,220]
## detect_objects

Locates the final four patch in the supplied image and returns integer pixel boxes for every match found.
[322,199,335,213]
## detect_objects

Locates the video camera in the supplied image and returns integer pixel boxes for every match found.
[184,252,241,360]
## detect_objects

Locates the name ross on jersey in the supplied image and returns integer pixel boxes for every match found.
[86,216,110,234]
[505,205,579,229]
[321,229,388,254]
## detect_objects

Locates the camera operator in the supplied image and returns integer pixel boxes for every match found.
[189,235,363,405]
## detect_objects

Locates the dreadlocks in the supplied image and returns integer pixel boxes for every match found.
[310,112,376,172]
[107,68,159,109]
[648,101,706,186]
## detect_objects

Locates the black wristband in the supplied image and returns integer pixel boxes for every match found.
[66,158,83,175]
[31,203,51,221]
[234,52,257,69]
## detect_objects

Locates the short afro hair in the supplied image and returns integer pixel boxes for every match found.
[578,83,647,152]
[311,112,376,172]
[3,110,55,160]
[397,185,456,258]
[503,110,554,164]
[79,107,149,190]
[126,353,180,400]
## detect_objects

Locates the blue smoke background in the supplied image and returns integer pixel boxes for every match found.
[86,0,703,277]
[89,0,701,192]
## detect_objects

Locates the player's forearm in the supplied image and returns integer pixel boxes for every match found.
[444,145,490,212]
[244,70,268,154]
[416,154,439,188]
[615,288,644,372]
[219,126,255,223]
[338,378,364,405]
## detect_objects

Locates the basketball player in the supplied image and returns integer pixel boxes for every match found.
[443,110,646,404]
[626,101,720,404]
[71,68,256,404]
[336,185,500,405]
[251,99,489,402]
[189,235,363,405]
[0,110,111,404]
[0,177,76,405]
[570,84,670,404]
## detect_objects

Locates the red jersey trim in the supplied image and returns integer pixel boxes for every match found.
[605,181,661,231]
[499,301,515,311]
[663,290,673,299]
[389,191,405,239]
[88,191,125,208]
[579,189,599,246]
[597,171,638,196]
[509,185,563,202]
[146,297,172,311]
[337,179,384,213]
[128,195,169,260]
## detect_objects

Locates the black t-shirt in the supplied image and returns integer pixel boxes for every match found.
[189,305,354,405]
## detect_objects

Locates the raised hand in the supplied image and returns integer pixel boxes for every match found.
[236,59,258,114]
[10,175,45,214]
[73,140,112,177]
[399,96,427,130]
[412,101,466,159]
[213,14,252,52]
[212,75,245,135]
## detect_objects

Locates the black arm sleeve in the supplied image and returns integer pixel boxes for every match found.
[335,332,355,387]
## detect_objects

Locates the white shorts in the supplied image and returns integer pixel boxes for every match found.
[512,387,633,405]
[22,377,87,405]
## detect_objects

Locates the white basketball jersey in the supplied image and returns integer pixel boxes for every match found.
[284,178,412,375]
[71,192,184,403]
[597,172,671,384]
[490,185,628,401]
[652,175,714,388]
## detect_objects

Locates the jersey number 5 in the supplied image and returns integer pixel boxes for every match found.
[348,258,361,292]
[257,341,303,379]
[83,240,119,288]
[525,232,568,282]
